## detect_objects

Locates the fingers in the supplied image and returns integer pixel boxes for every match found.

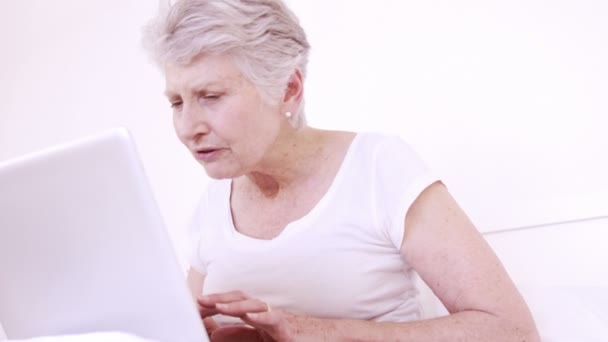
[197,291,250,318]
[197,291,271,319]
[198,291,249,306]
[197,291,290,342]
[214,298,269,317]
[242,309,293,341]
[203,317,219,335]
[198,303,220,318]
[244,310,282,327]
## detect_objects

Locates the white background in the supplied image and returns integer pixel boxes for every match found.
[1,0,607,267]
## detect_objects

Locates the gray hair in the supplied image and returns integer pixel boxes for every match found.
[142,0,311,127]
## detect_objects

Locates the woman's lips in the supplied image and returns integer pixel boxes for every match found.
[195,148,225,162]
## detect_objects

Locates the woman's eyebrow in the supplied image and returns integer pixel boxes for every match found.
[164,80,227,98]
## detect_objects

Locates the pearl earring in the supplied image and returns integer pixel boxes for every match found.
[285,111,293,118]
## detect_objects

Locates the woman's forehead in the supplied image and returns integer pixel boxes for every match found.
[164,55,246,95]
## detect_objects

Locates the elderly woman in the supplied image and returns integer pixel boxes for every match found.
[143,0,539,341]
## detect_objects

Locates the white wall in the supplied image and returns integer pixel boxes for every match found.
[1,0,607,269]
[286,0,608,232]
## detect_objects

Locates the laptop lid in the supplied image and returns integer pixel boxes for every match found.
[0,128,207,342]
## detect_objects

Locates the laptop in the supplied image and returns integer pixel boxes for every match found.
[0,128,208,342]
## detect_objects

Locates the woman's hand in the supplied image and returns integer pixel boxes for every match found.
[205,325,271,342]
[197,291,304,342]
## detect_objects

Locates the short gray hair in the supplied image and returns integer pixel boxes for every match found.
[142,0,311,127]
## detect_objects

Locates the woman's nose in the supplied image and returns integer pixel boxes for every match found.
[174,102,210,144]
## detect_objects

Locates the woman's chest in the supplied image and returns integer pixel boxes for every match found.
[200,221,414,320]
[229,184,329,240]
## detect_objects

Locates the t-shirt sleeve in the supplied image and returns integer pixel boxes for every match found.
[186,191,209,274]
[372,135,440,250]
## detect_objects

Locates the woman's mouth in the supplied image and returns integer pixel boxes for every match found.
[195,148,225,162]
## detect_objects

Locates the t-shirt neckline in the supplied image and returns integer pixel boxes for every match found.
[223,133,362,245]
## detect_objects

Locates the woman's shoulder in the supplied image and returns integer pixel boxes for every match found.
[356,131,409,144]
[351,131,433,181]
[315,130,423,171]
[337,131,416,159]
[320,129,408,151]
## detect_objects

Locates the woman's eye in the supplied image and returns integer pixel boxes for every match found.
[170,101,183,109]
[203,94,222,101]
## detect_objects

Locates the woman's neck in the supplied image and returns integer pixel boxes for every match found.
[240,127,327,198]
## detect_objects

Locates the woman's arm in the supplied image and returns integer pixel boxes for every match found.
[310,182,539,341]
[209,182,540,341]
[394,181,539,341]
[186,269,221,336]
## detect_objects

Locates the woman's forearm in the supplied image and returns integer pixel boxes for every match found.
[290,310,539,342]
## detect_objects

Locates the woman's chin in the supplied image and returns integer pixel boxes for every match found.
[201,164,239,180]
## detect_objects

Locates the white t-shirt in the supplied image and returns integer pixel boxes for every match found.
[188,133,439,324]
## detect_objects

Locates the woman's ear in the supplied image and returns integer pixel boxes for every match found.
[282,68,304,111]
